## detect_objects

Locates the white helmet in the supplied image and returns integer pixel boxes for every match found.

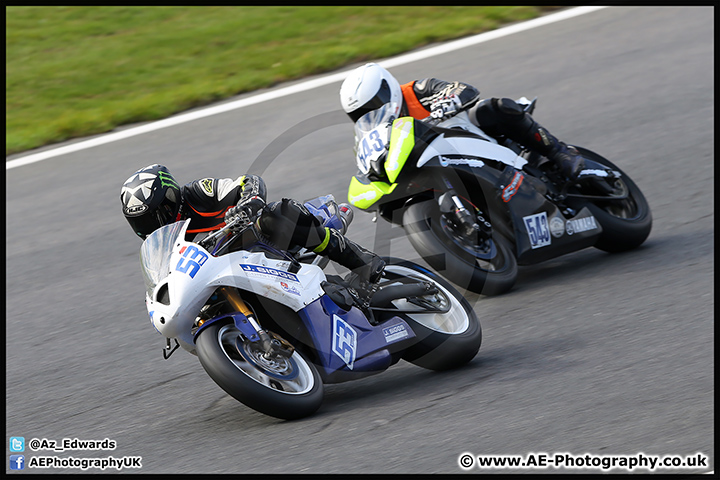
[340,63,402,122]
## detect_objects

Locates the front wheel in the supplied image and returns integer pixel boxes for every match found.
[403,200,517,295]
[195,321,323,420]
[380,258,482,371]
[570,147,652,252]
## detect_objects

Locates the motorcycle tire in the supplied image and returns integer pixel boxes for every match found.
[572,147,652,253]
[196,320,323,420]
[381,258,482,371]
[403,200,517,295]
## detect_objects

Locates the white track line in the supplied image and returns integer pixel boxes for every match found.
[6,6,607,171]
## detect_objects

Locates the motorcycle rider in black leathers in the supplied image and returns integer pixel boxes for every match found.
[120,164,385,305]
[339,62,585,179]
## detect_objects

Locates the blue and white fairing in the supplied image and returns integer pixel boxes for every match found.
[296,295,416,383]
[140,220,327,354]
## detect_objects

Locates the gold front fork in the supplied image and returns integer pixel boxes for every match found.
[217,286,273,354]
[218,286,253,317]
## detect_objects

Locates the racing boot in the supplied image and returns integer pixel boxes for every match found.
[547,141,585,180]
[525,124,585,180]
[314,228,385,309]
[474,98,585,180]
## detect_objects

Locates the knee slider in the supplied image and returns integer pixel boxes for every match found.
[470,98,498,128]
[496,97,525,117]
[497,97,536,134]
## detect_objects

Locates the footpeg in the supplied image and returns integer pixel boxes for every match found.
[321,281,354,311]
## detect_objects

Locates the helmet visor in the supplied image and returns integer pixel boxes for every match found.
[347,79,392,123]
[126,210,164,240]
[126,204,176,239]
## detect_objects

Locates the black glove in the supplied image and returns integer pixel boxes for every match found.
[430,94,462,120]
[224,196,266,225]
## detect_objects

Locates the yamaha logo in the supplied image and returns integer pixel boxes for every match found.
[566,216,598,235]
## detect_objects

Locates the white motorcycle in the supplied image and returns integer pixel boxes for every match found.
[140,195,481,420]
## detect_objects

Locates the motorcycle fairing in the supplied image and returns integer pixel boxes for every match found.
[144,220,328,354]
[416,130,526,170]
[348,174,398,210]
[494,166,603,264]
[385,117,416,183]
[296,295,416,384]
[347,116,425,210]
[399,162,604,265]
[349,117,524,211]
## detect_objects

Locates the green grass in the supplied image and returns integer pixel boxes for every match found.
[6,6,554,156]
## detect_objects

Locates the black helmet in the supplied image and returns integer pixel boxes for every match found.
[121,164,182,239]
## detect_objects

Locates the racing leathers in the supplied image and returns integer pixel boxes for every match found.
[400,78,585,178]
[179,174,384,302]
[177,175,267,237]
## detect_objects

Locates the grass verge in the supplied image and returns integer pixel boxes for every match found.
[6,6,555,155]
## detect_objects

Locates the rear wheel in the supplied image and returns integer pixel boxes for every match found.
[196,320,323,420]
[569,147,652,252]
[403,199,517,295]
[380,258,482,371]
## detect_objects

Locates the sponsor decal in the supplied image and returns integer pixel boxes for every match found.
[240,264,299,283]
[577,169,621,179]
[566,215,598,235]
[332,315,357,369]
[523,212,551,249]
[125,204,148,215]
[383,324,409,343]
[279,281,301,296]
[438,155,485,168]
[158,171,179,189]
[550,216,565,238]
[502,171,524,202]
[537,128,552,147]
[200,178,214,196]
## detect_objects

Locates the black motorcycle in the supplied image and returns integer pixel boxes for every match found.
[346,98,651,295]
